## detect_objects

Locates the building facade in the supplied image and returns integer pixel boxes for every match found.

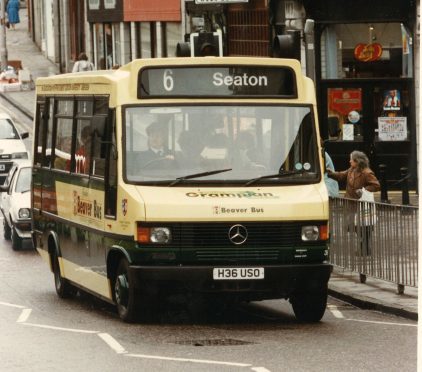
[27,0,419,188]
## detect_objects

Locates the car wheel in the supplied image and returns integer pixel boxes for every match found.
[52,251,75,298]
[11,227,22,250]
[290,288,328,322]
[3,218,11,240]
[114,258,139,322]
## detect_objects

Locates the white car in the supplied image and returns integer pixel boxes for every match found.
[0,113,30,185]
[0,161,32,250]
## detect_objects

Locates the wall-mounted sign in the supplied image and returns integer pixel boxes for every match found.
[342,124,354,141]
[329,89,362,115]
[354,43,383,62]
[378,117,407,141]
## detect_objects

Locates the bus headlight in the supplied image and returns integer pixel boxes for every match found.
[18,208,31,219]
[301,225,329,241]
[137,224,172,244]
[150,227,171,244]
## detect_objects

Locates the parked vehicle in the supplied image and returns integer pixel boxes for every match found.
[0,161,32,250]
[0,113,29,184]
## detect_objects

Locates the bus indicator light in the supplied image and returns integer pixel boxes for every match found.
[319,225,329,241]
[137,226,150,243]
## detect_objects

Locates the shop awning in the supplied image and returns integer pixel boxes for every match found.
[124,0,181,22]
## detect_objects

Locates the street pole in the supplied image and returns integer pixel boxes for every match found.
[0,0,7,70]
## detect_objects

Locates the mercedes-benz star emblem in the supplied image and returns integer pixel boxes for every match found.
[228,224,248,245]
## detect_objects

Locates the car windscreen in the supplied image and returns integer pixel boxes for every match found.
[124,105,320,185]
[15,167,31,193]
[0,118,19,139]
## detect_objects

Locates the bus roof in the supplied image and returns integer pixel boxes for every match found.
[35,57,315,105]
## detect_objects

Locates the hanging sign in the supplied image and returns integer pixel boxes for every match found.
[378,117,407,141]
[354,43,383,62]
[329,89,362,115]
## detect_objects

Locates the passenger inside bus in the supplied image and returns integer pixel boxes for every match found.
[232,131,264,170]
[176,130,205,169]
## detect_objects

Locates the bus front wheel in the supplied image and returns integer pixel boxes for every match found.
[52,251,75,298]
[290,288,328,322]
[114,258,139,322]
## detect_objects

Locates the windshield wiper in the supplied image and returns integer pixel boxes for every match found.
[169,168,232,186]
[244,170,306,186]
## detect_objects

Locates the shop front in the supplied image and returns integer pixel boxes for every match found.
[303,0,417,188]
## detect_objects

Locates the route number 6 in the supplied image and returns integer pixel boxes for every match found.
[163,69,174,91]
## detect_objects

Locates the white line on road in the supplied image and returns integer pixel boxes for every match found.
[327,305,344,318]
[98,333,127,354]
[16,308,32,323]
[251,367,272,372]
[22,322,99,333]
[125,353,252,367]
[0,301,26,309]
[346,318,417,327]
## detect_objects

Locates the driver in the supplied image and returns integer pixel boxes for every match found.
[139,121,174,167]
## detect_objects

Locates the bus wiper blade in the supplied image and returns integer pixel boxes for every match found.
[169,168,232,186]
[244,170,305,186]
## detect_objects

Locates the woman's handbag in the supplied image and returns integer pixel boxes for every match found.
[355,187,377,226]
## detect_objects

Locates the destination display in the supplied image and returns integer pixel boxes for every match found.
[138,66,297,98]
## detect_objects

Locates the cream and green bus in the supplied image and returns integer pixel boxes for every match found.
[32,57,331,322]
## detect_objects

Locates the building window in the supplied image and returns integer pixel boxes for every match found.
[320,23,412,79]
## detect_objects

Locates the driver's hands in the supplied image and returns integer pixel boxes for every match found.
[164,154,175,160]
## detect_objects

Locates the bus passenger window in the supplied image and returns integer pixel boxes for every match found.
[75,121,92,175]
[43,99,55,167]
[91,116,107,178]
[53,118,73,171]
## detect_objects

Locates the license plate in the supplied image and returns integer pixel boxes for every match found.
[0,164,4,171]
[213,267,264,280]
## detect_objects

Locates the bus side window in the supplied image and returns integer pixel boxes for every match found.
[91,116,107,178]
[105,109,117,218]
[43,99,55,167]
[34,100,46,166]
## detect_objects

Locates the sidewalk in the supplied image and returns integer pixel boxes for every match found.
[0,7,418,321]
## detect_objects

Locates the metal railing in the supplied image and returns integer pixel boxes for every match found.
[329,197,418,294]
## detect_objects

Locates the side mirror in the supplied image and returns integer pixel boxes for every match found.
[21,132,29,139]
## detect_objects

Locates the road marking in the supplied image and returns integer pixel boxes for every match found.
[125,353,252,367]
[98,333,127,354]
[0,301,26,309]
[22,323,99,333]
[346,318,416,327]
[327,305,344,318]
[16,308,32,323]
[251,367,272,372]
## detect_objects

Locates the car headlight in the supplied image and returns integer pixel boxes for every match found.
[18,208,31,219]
[137,224,172,244]
[12,152,28,159]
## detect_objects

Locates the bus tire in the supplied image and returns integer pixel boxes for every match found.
[52,251,75,298]
[114,258,139,322]
[11,227,22,250]
[3,219,11,240]
[290,288,328,322]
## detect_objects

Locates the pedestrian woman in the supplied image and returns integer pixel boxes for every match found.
[6,0,20,30]
[327,151,380,255]
[72,52,95,73]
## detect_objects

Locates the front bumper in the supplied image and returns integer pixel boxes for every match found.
[14,219,32,239]
[129,263,332,300]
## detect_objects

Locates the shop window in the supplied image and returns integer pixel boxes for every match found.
[321,23,411,79]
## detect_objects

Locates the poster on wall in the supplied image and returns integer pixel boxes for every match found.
[378,117,407,141]
[329,89,362,115]
[342,124,354,140]
[382,90,401,111]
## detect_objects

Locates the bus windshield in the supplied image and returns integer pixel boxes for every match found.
[124,105,319,185]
